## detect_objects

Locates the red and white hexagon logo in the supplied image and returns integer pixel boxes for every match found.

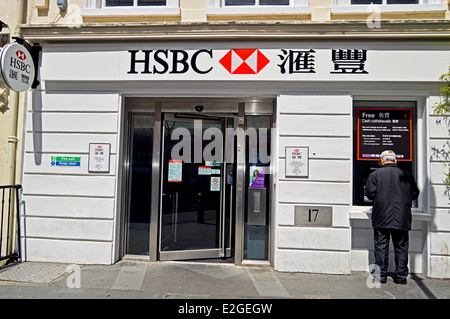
[16,50,26,61]
[219,49,270,74]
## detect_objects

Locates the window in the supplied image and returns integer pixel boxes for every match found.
[224,0,290,5]
[350,0,418,4]
[352,101,417,206]
[105,0,166,6]
[335,0,444,6]
[207,0,310,14]
[333,0,446,13]
[244,115,272,261]
[83,0,179,16]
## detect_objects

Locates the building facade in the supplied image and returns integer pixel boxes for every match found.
[2,0,449,278]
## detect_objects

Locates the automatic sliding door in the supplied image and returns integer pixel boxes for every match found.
[159,114,232,260]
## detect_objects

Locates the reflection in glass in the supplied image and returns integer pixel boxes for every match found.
[126,114,154,255]
[244,116,271,260]
[161,120,224,252]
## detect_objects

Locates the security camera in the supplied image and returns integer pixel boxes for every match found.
[195,105,204,112]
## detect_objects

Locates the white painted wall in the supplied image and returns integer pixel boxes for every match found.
[428,95,450,278]
[21,91,120,264]
[274,94,352,274]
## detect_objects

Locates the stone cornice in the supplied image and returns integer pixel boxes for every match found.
[20,20,450,43]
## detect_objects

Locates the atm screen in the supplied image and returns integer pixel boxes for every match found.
[352,102,416,206]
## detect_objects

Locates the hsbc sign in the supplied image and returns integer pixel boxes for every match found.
[128,48,272,76]
[128,49,214,74]
[127,47,373,78]
[40,44,449,83]
[219,49,270,74]
[0,43,35,92]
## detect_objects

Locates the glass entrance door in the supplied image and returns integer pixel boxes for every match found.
[125,114,154,256]
[159,113,235,261]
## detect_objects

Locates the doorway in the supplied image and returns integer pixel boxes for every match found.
[121,98,273,265]
[159,113,236,260]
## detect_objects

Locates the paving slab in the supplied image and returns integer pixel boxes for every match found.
[0,261,448,301]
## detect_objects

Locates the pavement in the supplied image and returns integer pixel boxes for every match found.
[0,260,448,301]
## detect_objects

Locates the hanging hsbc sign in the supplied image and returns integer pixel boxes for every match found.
[0,43,35,92]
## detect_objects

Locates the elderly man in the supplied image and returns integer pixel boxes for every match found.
[365,150,420,284]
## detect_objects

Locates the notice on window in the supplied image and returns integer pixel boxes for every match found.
[249,166,265,188]
[285,147,309,178]
[211,177,221,191]
[357,108,412,161]
[168,160,182,183]
[205,160,220,167]
[198,166,212,175]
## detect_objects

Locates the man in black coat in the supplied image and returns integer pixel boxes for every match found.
[365,150,420,284]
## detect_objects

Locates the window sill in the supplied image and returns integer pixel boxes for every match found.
[81,7,181,17]
[331,3,446,13]
[350,206,432,222]
[206,6,312,15]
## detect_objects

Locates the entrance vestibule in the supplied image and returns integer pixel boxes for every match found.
[122,99,274,265]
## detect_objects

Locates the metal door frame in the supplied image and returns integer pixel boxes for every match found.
[158,112,231,261]
[120,98,274,266]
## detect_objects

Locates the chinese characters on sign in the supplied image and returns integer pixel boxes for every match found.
[278,49,368,74]
[357,108,412,161]
[285,147,309,178]
[128,48,369,75]
[0,43,36,92]
[278,49,316,74]
[331,49,368,74]
[88,143,111,173]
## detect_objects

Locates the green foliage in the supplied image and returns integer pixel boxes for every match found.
[433,70,450,115]
[433,69,450,189]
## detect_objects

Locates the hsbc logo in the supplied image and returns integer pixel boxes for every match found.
[16,50,26,61]
[219,49,270,74]
[127,47,371,78]
[0,43,35,92]
[128,48,270,75]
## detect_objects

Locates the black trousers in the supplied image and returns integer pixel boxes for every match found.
[373,227,409,282]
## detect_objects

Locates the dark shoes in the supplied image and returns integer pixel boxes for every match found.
[393,278,407,285]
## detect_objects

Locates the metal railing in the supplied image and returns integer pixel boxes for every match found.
[0,185,21,262]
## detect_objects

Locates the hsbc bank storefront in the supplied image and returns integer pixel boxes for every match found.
[18,30,450,278]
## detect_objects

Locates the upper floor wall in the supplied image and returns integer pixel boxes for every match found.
[25,0,449,25]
